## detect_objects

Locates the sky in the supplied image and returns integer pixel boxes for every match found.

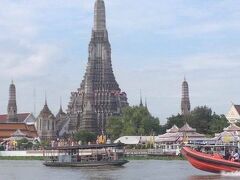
[0,0,239,124]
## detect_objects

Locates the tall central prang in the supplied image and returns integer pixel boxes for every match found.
[67,0,128,134]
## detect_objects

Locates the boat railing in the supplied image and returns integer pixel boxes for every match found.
[43,148,123,163]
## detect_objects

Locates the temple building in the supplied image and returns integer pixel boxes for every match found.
[181,77,191,116]
[226,104,240,124]
[36,99,57,141]
[0,123,38,141]
[0,81,37,142]
[213,123,240,144]
[156,123,205,144]
[65,0,128,134]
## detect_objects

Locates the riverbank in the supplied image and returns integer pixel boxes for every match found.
[125,155,186,161]
[0,155,185,161]
[0,156,44,160]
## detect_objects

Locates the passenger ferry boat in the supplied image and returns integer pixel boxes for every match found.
[43,143,129,167]
[181,145,240,173]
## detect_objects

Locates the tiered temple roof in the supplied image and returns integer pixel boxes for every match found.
[179,123,196,132]
[224,123,240,132]
[0,123,38,141]
[166,125,179,133]
[156,123,205,143]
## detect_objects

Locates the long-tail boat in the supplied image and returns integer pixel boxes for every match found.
[43,143,129,167]
[181,146,240,173]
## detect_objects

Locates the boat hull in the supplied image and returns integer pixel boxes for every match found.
[181,147,240,173]
[43,160,129,167]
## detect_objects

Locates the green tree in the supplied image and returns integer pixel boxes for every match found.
[106,106,160,140]
[17,138,33,150]
[189,106,212,134]
[209,114,229,134]
[106,116,123,140]
[73,130,96,144]
[164,106,229,136]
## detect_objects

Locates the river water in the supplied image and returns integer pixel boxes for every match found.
[0,160,239,180]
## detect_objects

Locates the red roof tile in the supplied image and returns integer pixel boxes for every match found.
[0,123,38,140]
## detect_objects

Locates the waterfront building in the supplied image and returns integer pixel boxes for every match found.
[114,136,156,145]
[156,123,205,144]
[213,123,240,144]
[181,78,191,116]
[226,104,240,124]
[115,123,206,146]
[0,123,38,141]
[64,0,128,134]
[153,123,206,155]
[36,100,57,140]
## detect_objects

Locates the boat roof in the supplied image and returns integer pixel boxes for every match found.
[45,143,125,150]
[185,144,238,148]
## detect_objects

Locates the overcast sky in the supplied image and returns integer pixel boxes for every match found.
[0,0,239,124]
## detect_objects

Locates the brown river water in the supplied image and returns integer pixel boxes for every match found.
[0,160,239,180]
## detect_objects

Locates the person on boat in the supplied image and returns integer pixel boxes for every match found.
[231,149,239,162]
[224,149,231,160]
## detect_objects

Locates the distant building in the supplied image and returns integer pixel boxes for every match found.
[36,100,57,141]
[0,123,38,141]
[181,78,191,116]
[0,81,37,142]
[7,81,18,122]
[226,104,240,124]
[114,124,206,145]
[213,123,240,144]
[114,136,155,145]
[63,0,128,135]
[156,123,205,144]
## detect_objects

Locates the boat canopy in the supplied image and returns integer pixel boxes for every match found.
[45,143,125,150]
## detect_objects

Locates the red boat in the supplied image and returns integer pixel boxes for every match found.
[181,146,240,173]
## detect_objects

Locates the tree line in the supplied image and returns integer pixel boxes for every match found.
[106,105,229,140]
[162,106,229,135]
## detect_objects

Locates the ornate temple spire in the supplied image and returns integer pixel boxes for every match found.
[57,97,65,116]
[181,77,191,116]
[59,96,63,112]
[66,0,128,135]
[7,81,18,122]
[45,91,47,106]
[93,0,106,31]
[145,97,148,109]
[139,90,143,107]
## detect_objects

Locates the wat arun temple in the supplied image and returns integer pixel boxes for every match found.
[64,0,128,134]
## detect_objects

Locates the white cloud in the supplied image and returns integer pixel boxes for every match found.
[0,44,59,77]
[0,0,62,78]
